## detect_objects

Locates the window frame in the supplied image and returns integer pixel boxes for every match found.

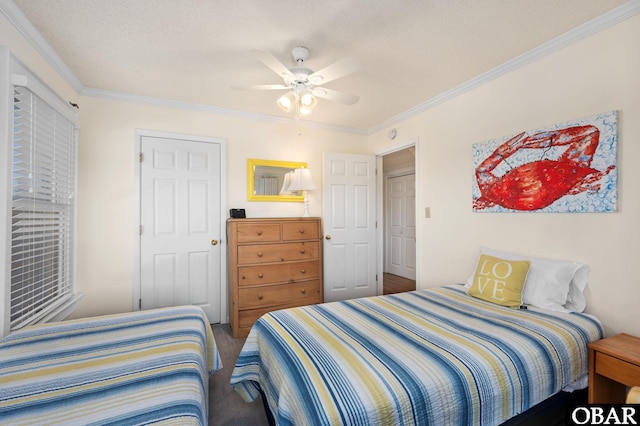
[0,48,81,336]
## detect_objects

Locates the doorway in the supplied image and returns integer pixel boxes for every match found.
[377,141,418,295]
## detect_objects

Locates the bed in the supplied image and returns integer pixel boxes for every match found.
[230,284,604,425]
[0,305,221,426]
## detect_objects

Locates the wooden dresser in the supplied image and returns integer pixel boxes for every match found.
[227,217,323,338]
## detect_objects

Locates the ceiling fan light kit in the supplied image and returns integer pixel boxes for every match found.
[277,85,319,116]
[234,45,361,118]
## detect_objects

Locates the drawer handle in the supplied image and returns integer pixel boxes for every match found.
[257,230,262,236]
[258,294,263,300]
[257,252,263,257]
[301,269,306,274]
[300,248,305,254]
[289,279,294,283]
[299,228,305,234]
[301,288,306,294]
[258,273,263,278]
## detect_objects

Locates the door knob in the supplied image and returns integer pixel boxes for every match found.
[211,239,218,246]
[325,235,331,240]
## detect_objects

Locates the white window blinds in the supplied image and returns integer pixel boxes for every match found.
[10,85,77,330]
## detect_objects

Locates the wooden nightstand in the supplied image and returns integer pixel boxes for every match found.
[588,333,640,403]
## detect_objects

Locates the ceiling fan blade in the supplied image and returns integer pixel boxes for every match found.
[251,49,296,82]
[232,84,289,91]
[312,87,359,105]
[308,56,362,85]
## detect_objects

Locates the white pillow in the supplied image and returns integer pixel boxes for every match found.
[466,247,588,312]
[564,266,588,312]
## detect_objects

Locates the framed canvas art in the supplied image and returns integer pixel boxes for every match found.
[472,111,617,213]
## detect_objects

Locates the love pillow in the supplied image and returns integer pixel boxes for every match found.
[467,254,531,308]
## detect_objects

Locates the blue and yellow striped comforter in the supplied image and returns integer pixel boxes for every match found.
[0,305,221,425]
[231,285,604,425]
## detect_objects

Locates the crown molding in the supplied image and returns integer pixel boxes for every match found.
[367,0,640,135]
[82,87,367,135]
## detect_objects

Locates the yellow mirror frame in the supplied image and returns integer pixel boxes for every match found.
[247,158,307,202]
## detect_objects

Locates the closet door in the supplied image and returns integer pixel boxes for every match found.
[139,135,223,322]
[386,173,416,280]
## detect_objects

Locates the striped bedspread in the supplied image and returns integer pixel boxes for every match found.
[231,285,604,426]
[0,305,221,426]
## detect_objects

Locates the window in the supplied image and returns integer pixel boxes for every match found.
[8,83,78,331]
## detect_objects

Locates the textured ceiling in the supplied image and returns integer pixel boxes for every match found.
[11,0,631,132]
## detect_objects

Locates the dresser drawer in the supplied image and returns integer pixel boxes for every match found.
[596,352,640,387]
[237,241,319,264]
[238,280,322,309]
[282,221,319,241]
[237,297,321,329]
[238,261,320,286]
[238,306,275,329]
[235,222,281,243]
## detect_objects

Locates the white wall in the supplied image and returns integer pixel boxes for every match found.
[73,97,367,318]
[369,13,640,337]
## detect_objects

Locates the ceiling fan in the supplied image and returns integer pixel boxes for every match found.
[233,46,361,116]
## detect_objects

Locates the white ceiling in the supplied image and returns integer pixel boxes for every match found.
[9,0,633,132]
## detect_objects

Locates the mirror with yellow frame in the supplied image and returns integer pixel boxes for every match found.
[247,159,307,202]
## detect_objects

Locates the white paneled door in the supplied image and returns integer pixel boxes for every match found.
[323,153,377,302]
[386,173,416,280]
[140,136,222,322]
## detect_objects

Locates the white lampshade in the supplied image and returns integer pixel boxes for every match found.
[277,92,296,112]
[279,170,295,195]
[288,168,315,217]
[287,168,315,191]
[299,91,317,108]
[298,105,313,116]
[298,90,316,116]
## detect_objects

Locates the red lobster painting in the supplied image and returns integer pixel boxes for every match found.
[473,125,616,211]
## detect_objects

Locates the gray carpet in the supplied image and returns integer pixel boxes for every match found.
[209,324,269,426]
